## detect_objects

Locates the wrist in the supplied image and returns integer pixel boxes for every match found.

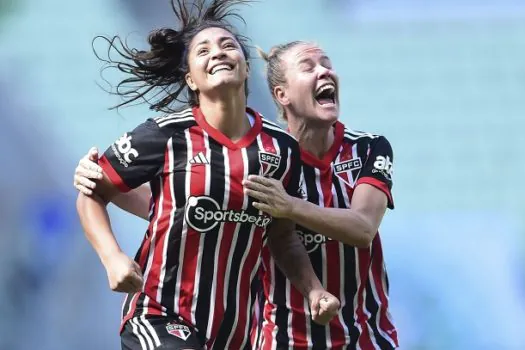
[287,196,303,220]
[100,246,123,266]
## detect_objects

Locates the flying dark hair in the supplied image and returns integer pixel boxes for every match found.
[94,0,253,113]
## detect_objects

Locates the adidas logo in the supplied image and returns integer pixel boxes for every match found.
[189,152,209,165]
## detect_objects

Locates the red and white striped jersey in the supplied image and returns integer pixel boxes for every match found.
[99,106,300,349]
[257,121,399,350]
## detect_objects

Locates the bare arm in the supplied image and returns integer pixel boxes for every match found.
[245,177,387,248]
[267,218,340,324]
[74,147,151,221]
[110,184,151,221]
[287,184,387,248]
[76,172,143,292]
[267,218,323,296]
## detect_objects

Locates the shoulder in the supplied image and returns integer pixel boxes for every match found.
[343,127,391,149]
[260,115,297,145]
[151,107,196,132]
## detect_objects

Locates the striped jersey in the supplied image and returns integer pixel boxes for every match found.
[255,121,399,350]
[99,106,300,349]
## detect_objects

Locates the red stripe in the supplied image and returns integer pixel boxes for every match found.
[225,148,253,347]
[371,235,399,346]
[177,126,207,323]
[290,287,308,347]
[261,247,277,350]
[319,167,346,347]
[356,176,393,207]
[98,155,131,192]
[143,145,174,316]
[355,248,376,350]
[206,147,241,342]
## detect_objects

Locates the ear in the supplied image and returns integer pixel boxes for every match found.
[185,72,198,91]
[273,85,290,107]
[246,62,251,78]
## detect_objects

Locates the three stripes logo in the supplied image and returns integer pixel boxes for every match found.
[258,151,281,177]
[189,151,209,165]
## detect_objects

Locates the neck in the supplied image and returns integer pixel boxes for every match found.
[198,87,249,141]
[288,116,335,159]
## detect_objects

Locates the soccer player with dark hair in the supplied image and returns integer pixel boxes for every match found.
[75,2,339,349]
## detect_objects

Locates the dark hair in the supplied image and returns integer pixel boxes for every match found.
[257,41,308,122]
[94,0,253,113]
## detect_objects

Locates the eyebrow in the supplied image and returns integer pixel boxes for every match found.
[194,36,235,48]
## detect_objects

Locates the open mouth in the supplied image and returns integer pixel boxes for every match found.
[315,83,336,106]
[209,63,234,75]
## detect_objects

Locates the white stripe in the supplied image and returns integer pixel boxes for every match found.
[190,133,210,326]
[353,248,364,350]
[361,282,381,350]
[173,128,193,315]
[331,178,351,345]
[130,318,149,350]
[141,315,162,347]
[350,143,361,186]
[368,269,397,348]
[141,177,164,315]
[221,145,236,308]
[316,172,333,348]
[344,130,377,141]
[156,138,176,314]
[158,115,194,128]
[191,130,211,325]
[155,108,193,122]
[135,317,155,350]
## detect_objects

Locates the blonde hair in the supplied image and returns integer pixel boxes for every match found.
[256,41,309,123]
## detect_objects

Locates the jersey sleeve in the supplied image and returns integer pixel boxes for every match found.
[283,141,301,198]
[355,136,395,209]
[98,119,169,192]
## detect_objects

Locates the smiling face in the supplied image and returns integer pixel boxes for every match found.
[185,27,249,97]
[274,43,339,124]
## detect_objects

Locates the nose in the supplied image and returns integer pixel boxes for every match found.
[317,65,332,80]
[210,45,227,60]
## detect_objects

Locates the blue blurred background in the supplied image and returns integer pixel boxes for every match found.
[1,0,524,349]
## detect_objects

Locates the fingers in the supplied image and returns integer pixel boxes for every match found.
[74,176,96,195]
[88,147,99,161]
[79,158,103,177]
[252,202,272,214]
[244,179,272,193]
[244,189,268,203]
[247,175,275,186]
[310,296,320,320]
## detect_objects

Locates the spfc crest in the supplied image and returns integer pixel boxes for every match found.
[333,157,362,187]
[258,151,281,177]
[166,322,191,341]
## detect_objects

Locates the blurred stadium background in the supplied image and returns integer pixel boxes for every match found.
[1,0,524,349]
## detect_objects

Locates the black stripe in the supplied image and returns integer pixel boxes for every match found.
[212,221,254,348]
[194,137,226,335]
[301,165,327,348]
[331,175,361,347]
[160,132,189,313]
[365,278,393,350]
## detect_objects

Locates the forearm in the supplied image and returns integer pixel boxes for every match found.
[110,184,151,221]
[77,193,122,264]
[268,224,323,297]
[288,197,375,248]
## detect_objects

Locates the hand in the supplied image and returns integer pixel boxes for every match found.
[103,251,144,293]
[74,147,103,195]
[243,175,294,218]
[309,289,341,325]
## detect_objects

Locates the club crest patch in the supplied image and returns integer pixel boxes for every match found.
[166,322,191,341]
[333,157,362,187]
[258,151,281,177]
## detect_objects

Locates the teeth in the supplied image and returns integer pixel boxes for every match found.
[316,83,335,95]
[211,64,232,74]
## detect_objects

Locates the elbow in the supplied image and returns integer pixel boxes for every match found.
[351,226,377,249]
